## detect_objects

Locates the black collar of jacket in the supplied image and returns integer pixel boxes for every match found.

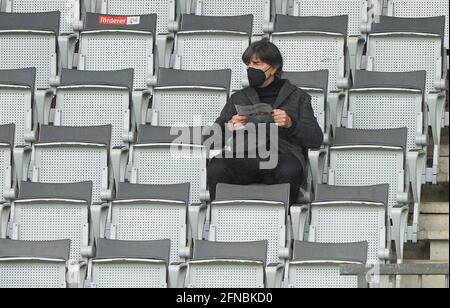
[242,79,298,109]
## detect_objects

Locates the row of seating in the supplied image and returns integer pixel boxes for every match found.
[0,238,368,288]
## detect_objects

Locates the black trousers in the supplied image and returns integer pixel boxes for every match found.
[207,154,304,205]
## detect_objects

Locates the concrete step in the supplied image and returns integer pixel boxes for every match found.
[400,260,448,288]
[419,202,449,262]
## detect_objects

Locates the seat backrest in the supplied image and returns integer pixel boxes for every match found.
[79,13,157,90]
[153,68,231,126]
[210,183,290,265]
[175,14,252,92]
[186,240,267,288]
[386,0,448,49]
[0,239,70,288]
[272,15,348,92]
[330,127,407,210]
[5,0,80,34]
[283,70,328,134]
[288,241,367,288]
[108,182,190,263]
[56,69,133,148]
[0,12,59,89]
[349,70,426,151]
[101,0,176,35]
[10,182,92,262]
[0,68,35,146]
[288,0,369,37]
[367,16,445,95]
[131,125,207,205]
[310,184,388,264]
[32,125,111,204]
[89,238,170,288]
[0,124,14,204]
[192,0,273,36]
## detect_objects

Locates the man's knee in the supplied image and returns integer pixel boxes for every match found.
[275,157,304,181]
[207,158,231,181]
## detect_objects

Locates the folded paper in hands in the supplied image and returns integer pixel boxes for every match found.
[235,103,274,124]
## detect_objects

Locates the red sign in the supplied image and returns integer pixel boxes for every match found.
[98,16,128,26]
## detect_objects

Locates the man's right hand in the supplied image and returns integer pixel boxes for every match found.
[227,115,248,131]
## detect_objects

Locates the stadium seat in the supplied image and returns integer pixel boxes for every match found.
[190,0,274,37]
[8,181,93,287]
[0,68,36,146]
[105,182,194,264]
[317,127,412,260]
[284,0,376,69]
[348,70,429,194]
[78,13,157,125]
[172,14,253,92]
[51,69,135,148]
[306,184,390,264]
[0,12,59,123]
[209,183,291,266]
[271,15,351,92]
[365,16,447,183]
[0,239,70,288]
[0,124,15,238]
[2,0,83,68]
[185,240,283,288]
[385,0,449,50]
[286,241,368,288]
[152,68,231,127]
[85,238,172,288]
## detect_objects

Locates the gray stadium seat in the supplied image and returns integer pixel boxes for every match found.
[0,12,59,123]
[152,68,231,127]
[286,241,368,288]
[271,15,351,92]
[186,240,283,288]
[85,238,171,288]
[348,70,429,198]
[173,14,253,92]
[0,239,70,288]
[51,69,135,148]
[8,181,93,287]
[2,0,83,68]
[306,184,390,264]
[105,183,193,265]
[0,68,36,146]
[210,183,291,266]
[321,128,411,260]
[385,0,449,50]
[190,0,274,37]
[0,124,15,238]
[79,13,157,125]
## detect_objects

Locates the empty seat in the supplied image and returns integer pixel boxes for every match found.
[52,69,135,148]
[286,241,368,288]
[152,68,231,126]
[85,238,171,288]
[123,125,208,206]
[306,184,390,264]
[0,124,15,238]
[2,0,83,68]
[186,240,283,288]
[272,15,350,92]
[191,0,274,36]
[0,12,59,90]
[324,128,412,259]
[0,239,70,288]
[173,14,253,92]
[385,0,449,49]
[105,182,195,264]
[210,183,291,265]
[0,68,36,146]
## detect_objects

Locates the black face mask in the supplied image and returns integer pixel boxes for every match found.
[247,67,271,88]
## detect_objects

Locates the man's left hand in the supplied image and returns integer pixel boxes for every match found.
[272,109,293,128]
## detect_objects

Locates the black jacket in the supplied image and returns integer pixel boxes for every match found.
[214,79,324,174]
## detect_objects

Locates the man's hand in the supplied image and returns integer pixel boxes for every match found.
[272,109,293,128]
[227,115,248,131]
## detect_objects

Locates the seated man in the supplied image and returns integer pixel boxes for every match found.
[208,40,323,205]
